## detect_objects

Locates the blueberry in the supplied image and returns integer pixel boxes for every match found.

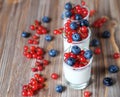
[102,31,111,38]
[84,50,93,59]
[108,65,119,73]
[79,19,89,27]
[49,49,57,57]
[65,2,72,10]
[55,85,63,93]
[70,22,78,30]
[42,16,51,23]
[65,11,72,18]
[66,57,76,66]
[21,32,31,38]
[71,45,81,54]
[72,33,81,41]
[75,14,82,20]
[45,35,52,41]
[103,77,113,86]
[90,39,100,47]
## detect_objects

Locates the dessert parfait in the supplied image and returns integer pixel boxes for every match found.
[63,45,93,89]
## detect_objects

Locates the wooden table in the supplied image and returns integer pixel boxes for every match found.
[0,0,120,97]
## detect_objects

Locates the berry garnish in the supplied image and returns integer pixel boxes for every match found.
[65,2,72,10]
[84,50,93,59]
[51,73,59,80]
[22,32,31,38]
[71,45,81,54]
[66,57,76,66]
[72,33,81,41]
[84,90,91,97]
[94,47,101,54]
[45,35,53,41]
[42,16,51,23]
[70,22,78,30]
[90,39,100,47]
[102,31,111,38]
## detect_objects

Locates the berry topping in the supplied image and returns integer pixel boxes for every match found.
[108,65,119,73]
[65,2,72,10]
[49,49,58,57]
[103,77,113,86]
[70,22,78,30]
[66,57,76,66]
[75,14,82,20]
[71,45,81,54]
[65,11,72,18]
[84,50,93,59]
[72,33,81,41]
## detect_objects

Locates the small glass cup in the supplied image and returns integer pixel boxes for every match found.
[63,47,93,89]
[63,27,91,51]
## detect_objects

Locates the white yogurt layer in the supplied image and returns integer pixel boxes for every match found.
[63,57,93,85]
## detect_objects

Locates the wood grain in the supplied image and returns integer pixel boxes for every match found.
[0,0,120,97]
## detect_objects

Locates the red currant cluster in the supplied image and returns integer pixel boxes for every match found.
[22,73,45,96]
[64,20,88,43]
[64,50,89,68]
[53,28,64,35]
[22,20,49,96]
[92,16,108,28]
[70,5,88,20]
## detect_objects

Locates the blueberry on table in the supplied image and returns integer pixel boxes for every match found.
[103,77,113,86]
[55,85,64,93]
[71,45,81,54]
[45,35,52,41]
[72,33,81,41]
[65,2,72,10]
[108,65,119,73]
[42,16,51,23]
[21,32,31,38]
[66,57,76,66]
[102,31,111,38]
[70,22,78,30]
[49,49,57,57]
[90,39,100,47]
[84,50,93,59]
[65,11,72,18]
[75,14,82,20]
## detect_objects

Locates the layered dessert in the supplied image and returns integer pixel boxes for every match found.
[63,45,93,89]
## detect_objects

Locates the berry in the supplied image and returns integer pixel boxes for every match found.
[21,32,31,38]
[42,16,51,23]
[75,14,82,20]
[72,33,80,41]
[70,22,78,30]
[113,53,120,59]
[66,57,76,66]
[80,26,88,33]
[65,11,72,18]
[103,77,113,86]
[102,31,111,38]
[65,2,72,10]
[84,50,93,59]
[51,73,59,80]
[49,49,57,57]
[84,91,91,97]
[55,85,63,93]
[30,25,35,30]
[45,35,53,41]
[90,39,100,47]
[79,19,89,27]
[108,65,119,73]
[94,47,101,54]
[71,45,81,54]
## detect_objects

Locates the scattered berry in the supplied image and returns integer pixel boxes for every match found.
[113,53,120,59]
[84,91,91,97]
[94,47,101,54]
[45,35,53,41]
[102,31,111,38]
[42,16,51,23]
[49,49,58,57]
[108,65,119,73]
[55,85,64,93]
[103,77,113,86]
[21,32,31,38]
[51,73,59,80]
[90,39,100,47]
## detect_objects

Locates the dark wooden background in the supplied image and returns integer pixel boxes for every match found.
[0,0,120,97]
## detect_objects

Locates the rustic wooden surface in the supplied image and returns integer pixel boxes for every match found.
[0,0,120,97]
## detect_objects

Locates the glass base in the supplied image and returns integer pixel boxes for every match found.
[64,77,90,90]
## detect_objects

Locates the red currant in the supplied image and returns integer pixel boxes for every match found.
[51,73,59,80]
[84,91,91,97]
[113,53,120,59]
[30,25,35,30]
[94,47,101,54]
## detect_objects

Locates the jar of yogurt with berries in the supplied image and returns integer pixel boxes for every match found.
[63,45,93,89]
